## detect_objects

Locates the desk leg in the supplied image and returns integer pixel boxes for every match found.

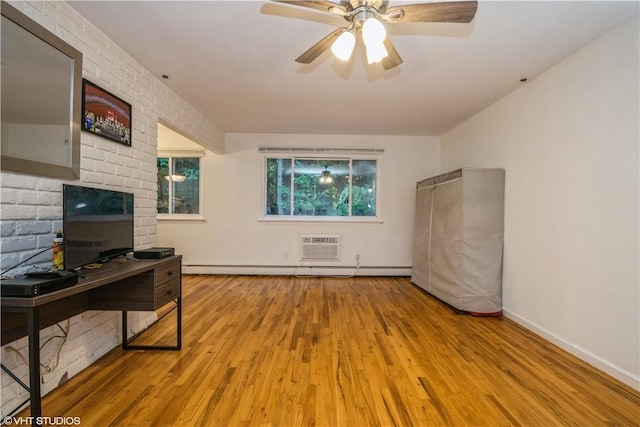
[121,311,128,350]
[28,307,42,419]
[122,298,181,351]
[176,296,182,350]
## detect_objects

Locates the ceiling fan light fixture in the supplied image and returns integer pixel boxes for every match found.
[331,30,356,61]
[276,0,479,71]
[366,40,388,64]
[361,17,386,46]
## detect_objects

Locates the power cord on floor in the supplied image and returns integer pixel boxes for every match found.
[293,256,361,279]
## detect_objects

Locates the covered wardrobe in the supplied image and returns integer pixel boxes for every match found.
[411,168,505,315]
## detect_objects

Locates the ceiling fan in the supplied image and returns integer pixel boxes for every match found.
[273,0,478,70]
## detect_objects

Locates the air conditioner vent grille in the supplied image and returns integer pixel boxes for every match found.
[300,234,341,260]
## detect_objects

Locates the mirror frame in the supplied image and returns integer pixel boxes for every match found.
[1,1,82,179]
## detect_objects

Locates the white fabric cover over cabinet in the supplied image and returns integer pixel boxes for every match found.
[411,168,505,314]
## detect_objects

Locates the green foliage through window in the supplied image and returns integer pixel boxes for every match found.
[266,157,377,218]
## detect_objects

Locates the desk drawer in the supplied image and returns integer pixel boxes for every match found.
[155,259,180,286]
[155,277,180,307]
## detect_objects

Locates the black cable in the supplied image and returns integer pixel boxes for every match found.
[38,323,68,350]
[39,323,69,369]
[0,246,53,276]
[39,334,67,352]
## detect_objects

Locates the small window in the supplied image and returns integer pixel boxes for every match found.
[157,156,200,215]
[265,156,378,219]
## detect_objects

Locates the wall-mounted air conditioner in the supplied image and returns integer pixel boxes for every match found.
[299,234,341,261]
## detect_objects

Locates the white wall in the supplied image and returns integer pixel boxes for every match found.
[157,133,439,275]
[440,18,639,389]
[0,0,224,415]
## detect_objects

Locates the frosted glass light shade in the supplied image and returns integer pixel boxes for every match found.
[366,40,388,64]
[165,174,186,182]
[362,17,386,45]
[331,31,356,61]
[319,169,333,184]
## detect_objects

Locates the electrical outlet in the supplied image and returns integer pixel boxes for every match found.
[284,251,289,259]
[356,254,360,262]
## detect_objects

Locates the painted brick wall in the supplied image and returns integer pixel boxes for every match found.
[0,0,224,415]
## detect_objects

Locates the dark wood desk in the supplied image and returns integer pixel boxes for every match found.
[1,255,182,418]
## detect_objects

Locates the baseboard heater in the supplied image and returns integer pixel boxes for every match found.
[182,264,412,277]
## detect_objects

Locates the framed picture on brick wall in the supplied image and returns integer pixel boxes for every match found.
[82,79,132,146]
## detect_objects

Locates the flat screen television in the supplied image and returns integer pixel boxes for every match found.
[63,184,134,270]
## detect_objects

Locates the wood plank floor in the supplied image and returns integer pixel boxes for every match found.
[35,275,639,426]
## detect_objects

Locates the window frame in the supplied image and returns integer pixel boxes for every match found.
[261,153,382,223]
[157,150,205,221]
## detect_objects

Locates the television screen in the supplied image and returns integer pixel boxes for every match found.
[63,184,134,270]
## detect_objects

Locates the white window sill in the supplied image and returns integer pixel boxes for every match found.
[258,216,383,224]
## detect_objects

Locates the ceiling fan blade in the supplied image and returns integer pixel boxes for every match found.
[385,1,478,23]
[295,27,346,64]
[381,38,403,70]
[272,0,347,15]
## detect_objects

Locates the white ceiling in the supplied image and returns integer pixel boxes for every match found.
[69,1,638,136]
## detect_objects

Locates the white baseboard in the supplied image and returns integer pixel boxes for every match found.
[503,309,640,391]
[183,264,411,277]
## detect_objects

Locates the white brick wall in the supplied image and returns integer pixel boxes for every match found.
[0,0,225,415]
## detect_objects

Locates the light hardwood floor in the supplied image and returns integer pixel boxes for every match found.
[35,275,639,426]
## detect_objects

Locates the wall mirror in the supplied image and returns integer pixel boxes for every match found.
[1,2,82,179]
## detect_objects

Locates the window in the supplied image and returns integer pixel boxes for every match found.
[157,156,200,215]
[265,157,377,218]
